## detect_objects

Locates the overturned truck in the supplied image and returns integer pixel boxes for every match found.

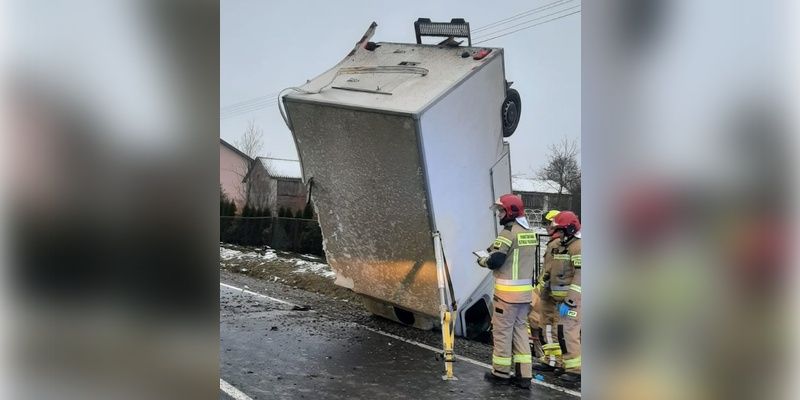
[281,20,522,338]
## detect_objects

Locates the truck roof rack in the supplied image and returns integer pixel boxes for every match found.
[414,18,471,47]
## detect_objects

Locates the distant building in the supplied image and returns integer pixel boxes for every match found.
[243,157,308,215]
[512,177,572,215]
[220,139,252,213]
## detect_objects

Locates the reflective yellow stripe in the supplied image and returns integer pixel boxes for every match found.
[542,344,562,356]
[512,249,519,280]
[551,290,568,297]
[571,255,582,267]
[569,284,581,293]
[495,284,533,292]
[564,356,581,369]
[513,354,532,363]
[554,254,570,260]
[493,355,512,366]
[516,232,538,246]
[495,236,512,247]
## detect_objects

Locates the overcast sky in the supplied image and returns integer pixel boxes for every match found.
[221,0,580,176]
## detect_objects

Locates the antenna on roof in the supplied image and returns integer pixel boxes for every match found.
[414,18,471,47]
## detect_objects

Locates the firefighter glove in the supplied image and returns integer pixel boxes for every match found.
[559,303,572,317]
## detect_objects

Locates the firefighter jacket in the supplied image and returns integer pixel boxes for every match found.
[537,235,563,295]
[482,221,538,304]
[546,236,581,306]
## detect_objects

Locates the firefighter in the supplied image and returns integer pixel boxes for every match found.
[550,211,582,383]
[477,194,538,389]
[530,210,564,373]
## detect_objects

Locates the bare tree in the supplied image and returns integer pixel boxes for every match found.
[235,120,265,207]
[236,119,264,158]
[536,137,581,212]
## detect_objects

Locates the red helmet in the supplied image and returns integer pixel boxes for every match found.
[553,211,581,236]
[492,194,524,219]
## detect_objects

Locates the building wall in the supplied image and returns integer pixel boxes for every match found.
[276,179,307,215]
[245,167,307,215]
[220,143,250,213]
[246,165,276,213]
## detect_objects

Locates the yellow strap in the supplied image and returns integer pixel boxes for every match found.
[495,284,533,292]
[513,354,532,363]
[564,356,581,369]
[493,355,512,366]
[569,284,581,293]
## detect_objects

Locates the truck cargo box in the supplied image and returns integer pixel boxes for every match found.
[282,36,517,337]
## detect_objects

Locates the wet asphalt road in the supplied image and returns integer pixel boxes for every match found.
[219,271,579,399]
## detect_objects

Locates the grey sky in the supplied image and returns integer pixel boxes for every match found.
[221,0,580,176]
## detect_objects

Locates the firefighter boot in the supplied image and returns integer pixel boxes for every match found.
[512,376,532,390]
[484,371,511,385]
[559,372,581,384]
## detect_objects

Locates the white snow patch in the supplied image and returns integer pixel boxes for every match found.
[220,245,334,279]
[292,259,336,279]
[220,246,278,262]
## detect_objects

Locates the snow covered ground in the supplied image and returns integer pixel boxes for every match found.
[219,245,335,279]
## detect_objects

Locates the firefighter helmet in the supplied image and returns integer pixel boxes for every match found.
[553,211,581,236]
[491,194,525,219]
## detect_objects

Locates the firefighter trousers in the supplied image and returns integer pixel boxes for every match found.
[538,294,563,367]
[491,298,532,378]
[527,287,544,360]
[558,295,581,374]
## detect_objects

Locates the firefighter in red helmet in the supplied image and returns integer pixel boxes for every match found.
[477,194,538,389]
[531,210,567,375]
[548,211,582,383]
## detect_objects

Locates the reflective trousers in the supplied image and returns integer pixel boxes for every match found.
[491,298,532,378]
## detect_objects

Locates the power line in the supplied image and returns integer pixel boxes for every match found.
[219,100,279,119]
[473,5,581,41]
[221,91,281,111]
[220,98,279,116]
[473,9,580,45]
[221,96,279,114]
[472,0,576,33]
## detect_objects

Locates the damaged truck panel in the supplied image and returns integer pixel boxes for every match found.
[284,101,440,319]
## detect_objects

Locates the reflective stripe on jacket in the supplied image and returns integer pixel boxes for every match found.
[488,221,538,303]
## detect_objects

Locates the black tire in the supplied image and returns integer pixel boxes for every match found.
[501,88,522,137]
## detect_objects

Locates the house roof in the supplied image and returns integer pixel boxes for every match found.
[220,138,253,162]
[512,177,569,195]
[259,157,303,180]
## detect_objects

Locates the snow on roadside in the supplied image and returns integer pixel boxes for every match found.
[220,246,277,262]
[292,259,336,279]
[220,245,333,279]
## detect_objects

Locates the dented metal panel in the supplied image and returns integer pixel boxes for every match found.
[284,100,440,317]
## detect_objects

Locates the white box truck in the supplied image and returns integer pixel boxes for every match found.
[281,20,522,338]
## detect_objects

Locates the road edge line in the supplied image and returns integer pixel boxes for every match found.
[220,378,254,400]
